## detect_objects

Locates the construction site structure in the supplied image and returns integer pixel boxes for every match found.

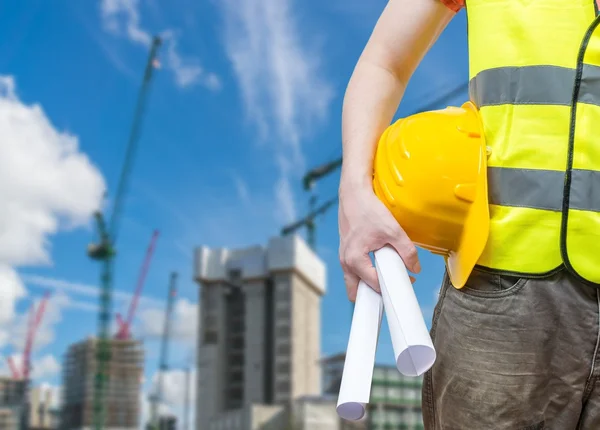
[158,415,177,430]
[194,234,326,430]
[321,353,425,429]
[116,229,160,340]
[87,35,161,430]
[148,272,177,430]
[4,291,52,430]
[60,337,144,430]
[29,386,59,429]
[367,365,424,430]
[0,376,26,430]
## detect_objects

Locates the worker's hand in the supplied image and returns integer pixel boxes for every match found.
[338,184,420,301]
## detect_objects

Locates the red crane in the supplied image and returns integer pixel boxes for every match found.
[6,290,52,380]
[115,229,160,340]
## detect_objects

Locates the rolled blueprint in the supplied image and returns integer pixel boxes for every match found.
[374,245,436,376]
[336,280,384,421]
[337,246,436,421]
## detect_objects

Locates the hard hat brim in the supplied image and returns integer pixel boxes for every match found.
[445,104,490,288]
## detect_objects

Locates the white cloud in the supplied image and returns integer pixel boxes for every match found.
[217,0,334,223]
[0,76,106,266]
[31,354,61,380]
[2,354,61,381]
[0,75,105,375]
[230,173,251,206]
[0,265,27,348]
[137,298,198,344]
[22,274,163,309]
[144,368,196,428]
[100,0,220,90]
[38,383,62,409]
[8,291,69,354]
[22,274,197,344]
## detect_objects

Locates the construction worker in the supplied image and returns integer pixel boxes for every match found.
[339,0,600,428]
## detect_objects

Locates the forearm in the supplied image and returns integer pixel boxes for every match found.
[339,0,454,195]
[340,59,406,192]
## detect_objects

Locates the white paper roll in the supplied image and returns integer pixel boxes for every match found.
[336,280,384,421]
[336,246,437,422]
[374,245,436,376]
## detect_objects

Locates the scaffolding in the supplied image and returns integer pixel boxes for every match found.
[60,338,144,429]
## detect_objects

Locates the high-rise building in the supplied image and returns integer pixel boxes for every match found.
[194,235,326,429]
[0,377,25,430]
[60,337,144,429]
[29,386,59,429]
[322,354,425,429]
[367,365,424,430]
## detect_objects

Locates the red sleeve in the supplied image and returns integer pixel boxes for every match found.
[440,0,464,12]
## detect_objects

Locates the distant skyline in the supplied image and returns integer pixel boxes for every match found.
[0,0,469,427]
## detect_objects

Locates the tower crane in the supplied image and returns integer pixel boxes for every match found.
[5,291,51,430]
[115,229,160,340]
[6,290,52,381]
[147,272,178,430]
[87,35,162,430]
[281,196,338,249]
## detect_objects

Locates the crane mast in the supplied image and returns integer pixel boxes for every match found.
[88,35,162,430]
[148,272,178,429]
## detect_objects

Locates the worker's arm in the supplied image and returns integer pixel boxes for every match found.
[339,0,456,300]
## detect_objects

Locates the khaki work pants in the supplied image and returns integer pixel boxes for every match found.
[422,268,600,429]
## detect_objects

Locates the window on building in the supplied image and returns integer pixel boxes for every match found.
[373,367,386,382]
[276,380,290,393]
[276,362,291,374]
[203,330,218,344]
[276,325,290,337]
[276,343,290,355]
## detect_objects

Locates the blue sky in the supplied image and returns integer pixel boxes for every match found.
[0,0,468,423]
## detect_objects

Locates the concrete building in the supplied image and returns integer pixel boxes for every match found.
[322,354,425,429]
[158,414,177,429]
[291,396,367,430]
[0,377,25,430]
[60,337,144,430]
[29,386,59,429]
[367,365,424,429]
[194,235,326,429]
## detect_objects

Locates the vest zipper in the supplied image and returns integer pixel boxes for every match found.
[560,14,600,287]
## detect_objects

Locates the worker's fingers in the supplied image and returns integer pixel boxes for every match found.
[343,271,360,302]
[387,226,421,274]
[341,249,380,293]
[410,276,416,283]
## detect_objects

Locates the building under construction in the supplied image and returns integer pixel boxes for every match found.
[60,337,144,429]
[0,376,25,430]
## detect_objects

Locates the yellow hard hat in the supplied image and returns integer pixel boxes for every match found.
[372,101,490,288]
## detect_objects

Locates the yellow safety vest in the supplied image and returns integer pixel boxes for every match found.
[468,0,600,284]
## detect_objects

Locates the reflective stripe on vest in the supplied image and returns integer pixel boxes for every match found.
[466,0,600,283]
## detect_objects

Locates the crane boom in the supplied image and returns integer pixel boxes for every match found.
[116,229,160,340]
[148,272,178,429]
[90,35,162,430]
[23,290,51,381]
[7,357,20,380]
[281,197,338,240]
[109,39,162,243]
